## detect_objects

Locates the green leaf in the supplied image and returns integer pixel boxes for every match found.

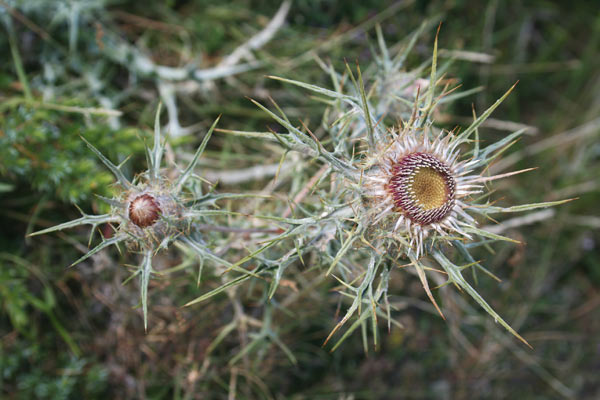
[455,82,518,144]
[140,249,153,332]
[175,115,220,193]
[461,225,521,244]
[422,23,440,120]
[184,274,252,307]
[268,257,295,299]
[267,75,356,102]
[330,308,371,352]
[81,136,133,189]
[28,213,117,237]
[179,235,262,279]
[470,198,575,214]
[326,226,362,275]
[432,250,531,348]
[150,102,164,183]
[70,234,127,267]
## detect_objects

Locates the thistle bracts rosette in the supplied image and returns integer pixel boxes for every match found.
[362,121,537,260]
[29,105,233,330]
[237,27,572,349]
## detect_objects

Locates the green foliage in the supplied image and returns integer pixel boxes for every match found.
[1,341,109,399]
[0,105,144,203]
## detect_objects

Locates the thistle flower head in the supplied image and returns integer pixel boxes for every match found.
[28,105,228,330]
[363,125,480,258]
[116,181,185,250]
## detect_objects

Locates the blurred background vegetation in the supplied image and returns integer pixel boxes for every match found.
[1,0,598,398]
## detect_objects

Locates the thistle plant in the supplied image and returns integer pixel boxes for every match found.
[28,105,237,330]
[220,25,572,349]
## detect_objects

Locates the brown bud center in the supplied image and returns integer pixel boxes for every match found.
[128,194,160,228]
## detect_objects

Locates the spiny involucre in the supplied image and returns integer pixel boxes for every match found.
[240,26,572,349]
[28,105,242,331]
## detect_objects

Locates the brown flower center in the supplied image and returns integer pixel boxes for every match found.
[128,194,160,228]
[388,152,455,225]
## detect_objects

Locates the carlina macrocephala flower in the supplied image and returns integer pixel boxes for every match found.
[362,122,535,259]
[28,105,230,331]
